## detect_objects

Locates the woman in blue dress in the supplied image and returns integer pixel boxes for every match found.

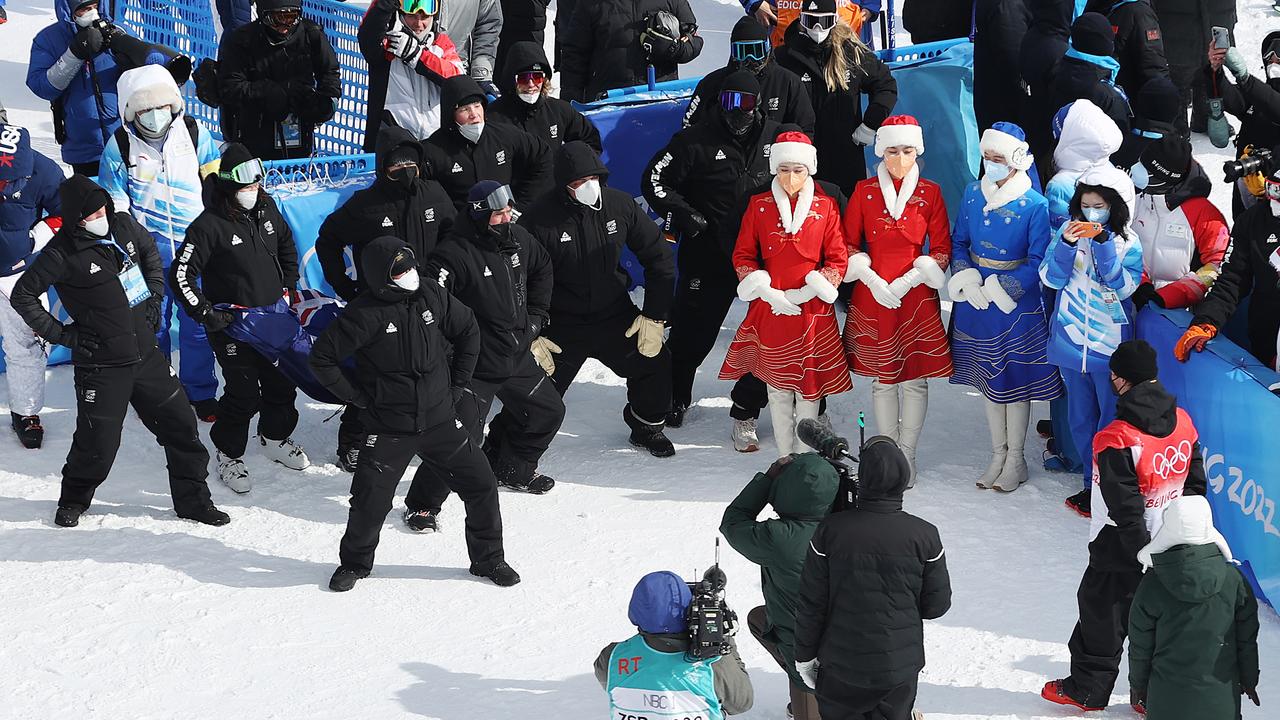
[948,122,1063,493]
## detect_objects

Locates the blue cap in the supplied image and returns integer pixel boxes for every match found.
[627,571,692,634]
[991,121,1026,142]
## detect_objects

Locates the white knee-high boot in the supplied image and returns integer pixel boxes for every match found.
[794,395,821,451]
[976,400,1008,489]
[994,401,1031,492]
[767,386,797,457]
[871,378,900,443]
[898,379,929,488]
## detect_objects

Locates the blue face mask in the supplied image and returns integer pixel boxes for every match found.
[1083,207,1111,225]
[983,159,1010,183]
[1130,163,1149,190]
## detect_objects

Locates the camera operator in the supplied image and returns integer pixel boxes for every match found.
[559,0,704,103]
[1206,32,1280,217]
[793,437,951,719]
[595,571,754,718]
[721,453,840,720]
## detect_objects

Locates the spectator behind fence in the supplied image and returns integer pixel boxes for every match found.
[486,40,602,153]
[1206,32,1280,217]
[559,0,704,103]
[1153,0,1236,137]
[741,0,870,49]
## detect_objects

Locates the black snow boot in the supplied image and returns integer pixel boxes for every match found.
[1065,489,1091,518]
[403,508,440,533]
[11,412,43,449]
[329,565,370,592]
[470,560,521,587]
[178,505,231,526]
[623,404,675,458]
[492,456,555,494]
[337,445,359,473]
[666,402,690,428]
[54,506,82,527]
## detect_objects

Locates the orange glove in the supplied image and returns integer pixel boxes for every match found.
[1174,324,1218,361]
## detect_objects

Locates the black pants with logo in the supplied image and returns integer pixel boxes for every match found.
[60,347,213,514]
[1066,564,1143,707]
[209,333,299,459]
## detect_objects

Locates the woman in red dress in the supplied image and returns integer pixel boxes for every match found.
[720,132,851,456]
[842,115,951,486]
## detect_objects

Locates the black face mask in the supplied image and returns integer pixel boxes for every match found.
[730,57,768,76]
[387,165,418,192]
[723,108,757,137]
[486,221,512,242]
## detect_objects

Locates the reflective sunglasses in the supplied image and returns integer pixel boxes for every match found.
[219,157,266,185]
[265,8,301,30]
[798,13,836,32]
[470,184,515,214]
[719,90,758,113]
[730,40,769,63]
[401,0,438,16]
[515,71,547,86]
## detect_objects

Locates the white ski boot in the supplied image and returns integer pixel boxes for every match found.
[732,418,760,452]
[993,401,1031,492]
[217,451,252,494]
[259,436,310,470]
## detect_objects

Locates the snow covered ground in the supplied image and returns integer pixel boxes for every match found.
[1,1,1277,718]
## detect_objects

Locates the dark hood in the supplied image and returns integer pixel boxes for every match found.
[441,76,489,120]
[360,236,416,302]
[58,175,114,245]
[1164,160,1213,210]
[498,41,553,95]
[769,453,840,520]
[857,436,911,505]
[375,126,424,175]
[1028,0,1073,38]
[1115,380,1178,437]
[1150,543,1231,603]
[554,141,610,188]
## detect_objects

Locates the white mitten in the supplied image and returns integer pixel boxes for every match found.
[784,285,817,306]
[804,270,839,304]
[736,269,772,301]
[947,267,989,310]
[844,252,872,283]
[983,273,1017,314]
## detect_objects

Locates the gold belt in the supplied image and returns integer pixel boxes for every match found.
[970,252,1026,271]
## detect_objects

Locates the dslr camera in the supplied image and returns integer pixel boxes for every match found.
[684,539,738,661]
[1224,147,1275,183]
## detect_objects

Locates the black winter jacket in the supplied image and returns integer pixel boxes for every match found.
[1207,36,1280,165]
[1020,0,1074,184]
[425,218,553,382]
[1086,0,1168,103]
[683,62,815,135]
[559,0,704,102]
[217,19,342,160]
[310,236,480,435]
[1192,201,1280,369]
[520,142,674,324]
[487,41,603,153]
[974,0,1032,132]
[775,23,898,194]
[794,439,952,689]
[10,178,164,368]
[497,0,550,68]
[170,188,299,321]
[902,0,976,43]
[1051,55,1132,132]
[1152,0,1236,70]
[317,127,456,301]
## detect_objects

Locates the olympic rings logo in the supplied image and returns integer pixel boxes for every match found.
[1151,440,1193,480]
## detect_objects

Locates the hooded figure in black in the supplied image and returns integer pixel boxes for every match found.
[515,141,677,457]
[682,16,815,134]
[793,437,951,720]
[10,175,227,529]
[558,0,704,102]
[310,236,517,592]
[1020,0,1074,186]
[643,70,781,427]
[1207,31,1280,217]
[169,143,309,494]
[216,0,342,160]
[1112,75,1180,170]
[1083,0,1168,104]
[973,0,1032,133]
[1051,12,1133,134]
[486,41,602,153]
[423,75,553,211]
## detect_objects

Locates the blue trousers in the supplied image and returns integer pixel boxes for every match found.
[1059,366,1117,490]
[156,241,218,403]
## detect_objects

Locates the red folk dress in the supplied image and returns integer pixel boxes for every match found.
[843,175,953,383]
[720,184,852,401]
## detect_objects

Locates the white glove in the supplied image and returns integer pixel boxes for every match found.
[760,286,802,316]
[868,277,902,309]
[795,659,819,690]
[784,285,817,306]
[852,123,876,146]
[982,273,1017,314]
[29,217,63,253]
[530,336,561,375]
[386,30,422,64]
[888,256,946,299]
[947,267,989,310]
[805,270,839,304]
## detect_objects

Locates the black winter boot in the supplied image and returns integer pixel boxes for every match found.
[337,445,359,473]
[470,560,521,587]
[11,412,43,449]
[54,506,82,527]
[623,404,675,458]
[666,402,690,428]
[403,508,440,533]
[329,565,369,592]
[178,505,231,526]
[492,455,556,494]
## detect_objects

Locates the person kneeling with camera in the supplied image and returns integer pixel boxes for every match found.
[721,453,839,720]
[595,571,754,719]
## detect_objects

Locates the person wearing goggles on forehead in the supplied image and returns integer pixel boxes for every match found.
[1177,159,1280,372]
[741,0,870,50]
[168,144,311,495]
[409,181,563,520]
[1207,30,1280,217]
[487,41,602,153]
[559,0,703,103]
[683,16,815,134]
[643,70,782,435]
[358,0,466,150]
[310,236,518,592]
[217,0,341,161]
[776,0,897,195]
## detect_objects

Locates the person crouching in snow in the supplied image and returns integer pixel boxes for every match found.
[947,121,1062,493]
[841,115,951,488]
[720,131,851,457]
[1128,495,1261,718]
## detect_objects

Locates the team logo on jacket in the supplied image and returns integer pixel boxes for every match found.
[422,310,434,325]
[126,242,135,254]
[510,254,520,268]
[549,124,559,139]
[84,389,96,403]
[451,163,463,173]
[381,217,394,228]
[483,265,493,277]
[559,231,572,243]
[800,72,811,82]
[496,150,507,165]
[424,208,436,222]
[385,322,398,333]
[264,221,275,235]
[767,97,779,111]
[606,220,618,234]
[436,268,449,286]
[715,149,727,160]
[763,144,772,157]
[231,235,243,246]
[1268,234,1278,245]
[226,343,238,356]
[89,263,101,274]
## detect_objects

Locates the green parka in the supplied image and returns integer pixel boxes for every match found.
[1128,543,1261,719]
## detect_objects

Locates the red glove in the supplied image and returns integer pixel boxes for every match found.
[1174,323,1218,362]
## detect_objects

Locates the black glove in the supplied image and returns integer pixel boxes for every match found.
[478,80,502,99]
[145,296,163,333]
[676,210,708,237]
[350,390,373,410]
[640,28,679,61]
[202,308,236,333]
[765,453,795,480]
[70,25,105,61]
[60,325,101,356]
[1130,282,1165,312]
[1092,229,1113,244]
[255,80,291,121]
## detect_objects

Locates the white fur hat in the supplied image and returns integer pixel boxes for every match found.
[770,130,818,174]
[117,65,184,123]
[980,121,1034,171]
[1137,495,1234,571]
[874,115,924,157]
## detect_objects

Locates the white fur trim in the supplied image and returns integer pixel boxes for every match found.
[874,123,924,157]
[980,170,1033,213]
[769,141,817,174]
[118,65,184,123]
[771,177,815,236]
[983,273,1016,314]
[805,270,839,303]
[980,128,1033,171]
[876,162,919,220]
[844,251,872,283]
[946,267,983,300]
[737,270,772,301]
[913,255,946,289]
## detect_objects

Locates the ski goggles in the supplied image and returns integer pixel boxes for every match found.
[515,70,547,86]
[1265,176,1280,200]
[469,184,515,214]
[218,157,266,185]
[401,0,438,16]
[730,39,769,63]
[719,90,758,113]
[798,13,837,32]
[263,6,301,29]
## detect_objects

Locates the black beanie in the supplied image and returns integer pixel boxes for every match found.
[720,69,761,98]
[386,144,420,168]
[731,16,770,44]
[1109,340,1159,384]
[218,143,258,188]
[1071,12,1115,57]
[1133,76,1181,126]
[1140,134,1191,188]
[802,0,837,14]
[390,246,417,277]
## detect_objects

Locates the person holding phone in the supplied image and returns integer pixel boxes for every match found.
[1151,1,1236,136]
[1039,164,1144,518]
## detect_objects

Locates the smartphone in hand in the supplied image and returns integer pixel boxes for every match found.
[1212,26,1231,50]
[1067,221,1105,239]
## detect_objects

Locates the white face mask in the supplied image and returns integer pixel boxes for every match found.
[1268,64,1280,80]
[804,24,832,44]
[517,91,541,105]
[983,159,1011,183]
[393,269,420,292]
[74,8,100,28]
[572,178,601,207]
[83,216,109,237]
[135,108,174,139]
[1271,199,1280,217]
[235,188,258,210]
[457,122,484,143]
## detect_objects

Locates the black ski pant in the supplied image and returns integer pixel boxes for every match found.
[414,353,565,511]
[1170,63,1208,136]
[208,333,299,459]
[816,671,918,720]
[60,347,213,514]
[545,305,671,424]
[1065,564,1143,707]
[338,416,504,573]
[338,405,365,453]
[669,238,768,421]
